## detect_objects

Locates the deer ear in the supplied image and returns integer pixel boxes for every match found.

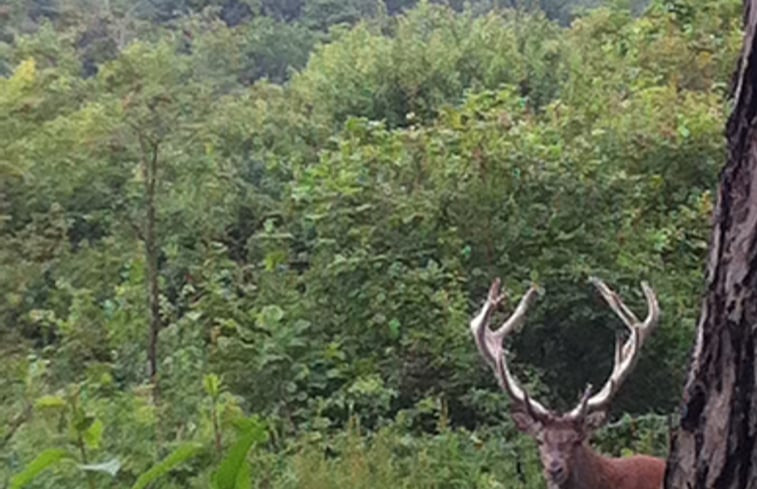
[511,410,543,435]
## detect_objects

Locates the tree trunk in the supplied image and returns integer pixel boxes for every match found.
[665,2,757,488]
[140,135,161,401]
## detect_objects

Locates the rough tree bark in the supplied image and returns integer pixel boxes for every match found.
[665,1,757,488]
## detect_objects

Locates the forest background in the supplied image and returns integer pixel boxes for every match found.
[0,0,741,487]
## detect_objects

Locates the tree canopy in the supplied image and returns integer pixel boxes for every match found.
[0,0,741,487]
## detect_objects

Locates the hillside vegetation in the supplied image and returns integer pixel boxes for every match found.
[0,0,741,487]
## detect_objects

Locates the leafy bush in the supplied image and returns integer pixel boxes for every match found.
[0,0,741,487]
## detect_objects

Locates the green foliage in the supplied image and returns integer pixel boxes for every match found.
[9,449,71,489]
[250,413,668,489]
[302,0,385,31]
[291,4,566,127]
[9,447,121,488]
[0,0,741,487]
[130,443,203,489]
[211,417,268,489]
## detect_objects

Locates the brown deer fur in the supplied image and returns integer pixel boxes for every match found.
[564,445,665,489]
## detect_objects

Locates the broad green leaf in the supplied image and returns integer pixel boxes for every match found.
[235,459,252,489]
[204,373,222,399]
[10,449,72,489]
[211,417,267,489]
[130,443,203,489]
[74,415,95,434]
[258,305,284,326]
[35,395,66,409]
[388,318,401,339]
[83,418,104,449]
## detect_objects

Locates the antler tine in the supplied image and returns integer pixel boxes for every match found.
[494,349,550,418]
[568,278,659,418]
[639,281,660,335]
[570,383,595,421]
[469,278,505,366]
[470,278,550,418]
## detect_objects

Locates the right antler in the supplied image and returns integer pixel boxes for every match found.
[469,278,550,418]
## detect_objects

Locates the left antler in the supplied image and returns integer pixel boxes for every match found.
[567,277,660,419]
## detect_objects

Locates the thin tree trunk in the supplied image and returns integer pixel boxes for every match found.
[140,135,161,401]
[665,1,757,487]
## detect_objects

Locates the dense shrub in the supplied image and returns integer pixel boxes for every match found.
[0,0,740,487]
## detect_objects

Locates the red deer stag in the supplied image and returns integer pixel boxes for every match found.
[470,277,665,489]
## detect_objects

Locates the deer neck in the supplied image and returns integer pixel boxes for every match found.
[558,442,616,489]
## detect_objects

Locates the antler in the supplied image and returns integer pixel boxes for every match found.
[567,277,660,418]
[470,278,550,418]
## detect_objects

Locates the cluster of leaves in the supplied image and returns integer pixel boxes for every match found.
[0,0,742,487]
[5,368,267,489]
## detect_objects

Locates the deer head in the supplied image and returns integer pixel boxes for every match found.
[470,277,659,489]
